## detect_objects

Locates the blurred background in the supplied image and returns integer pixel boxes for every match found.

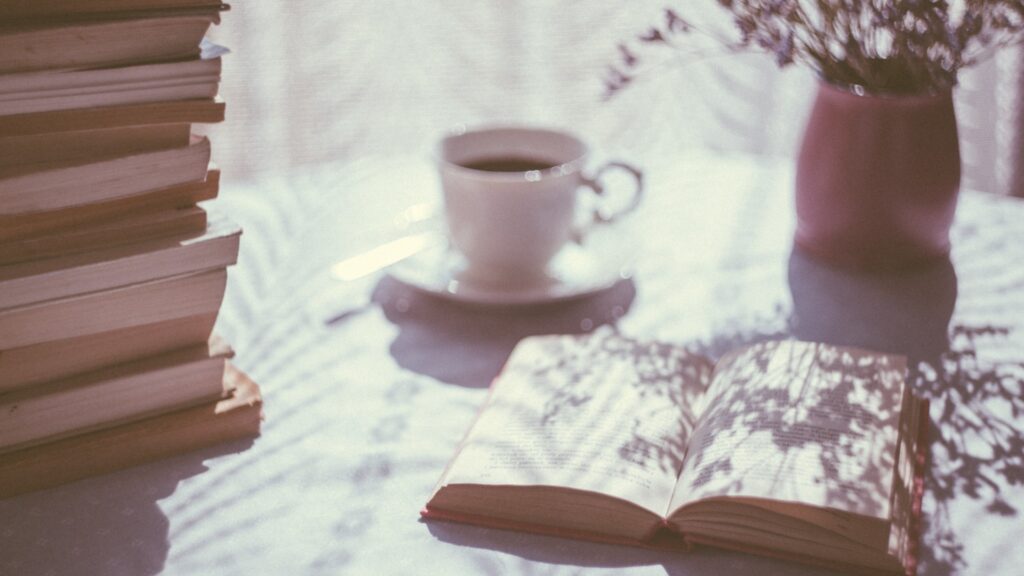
[203,1,1024,197]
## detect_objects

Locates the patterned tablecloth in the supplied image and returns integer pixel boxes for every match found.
[2,153,1023,576]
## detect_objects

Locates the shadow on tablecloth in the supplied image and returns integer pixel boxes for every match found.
[373,276,637,388]
[0,439,254,576]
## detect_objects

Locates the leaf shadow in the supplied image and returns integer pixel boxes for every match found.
[788,246,1024,574]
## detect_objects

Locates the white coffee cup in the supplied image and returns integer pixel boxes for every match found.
[438,126,643,285]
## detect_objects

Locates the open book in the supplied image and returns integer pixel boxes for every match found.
[423,332,928,575]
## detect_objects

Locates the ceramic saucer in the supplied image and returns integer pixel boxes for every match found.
[388,240,634,306]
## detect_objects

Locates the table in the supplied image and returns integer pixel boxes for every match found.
[2,153,1023,575]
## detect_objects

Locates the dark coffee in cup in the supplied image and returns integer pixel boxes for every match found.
[439,126,643,283]
[460,156,557,173]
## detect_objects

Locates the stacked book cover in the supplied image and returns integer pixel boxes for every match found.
[0,0,262,498]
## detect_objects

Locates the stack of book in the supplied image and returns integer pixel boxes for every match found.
[0,0,262,498]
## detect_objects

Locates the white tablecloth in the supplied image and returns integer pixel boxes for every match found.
[3,153,1023,576]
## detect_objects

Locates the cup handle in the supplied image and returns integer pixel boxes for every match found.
[571,161,644,243]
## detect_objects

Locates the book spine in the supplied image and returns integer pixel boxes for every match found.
[0,137,211,215]
[0,268,227,349]
[0,394,259,499]
[0,170,219,243]
[0,357,227,453]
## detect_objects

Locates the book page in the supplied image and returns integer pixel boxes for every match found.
[442,329,713,516]
[669,340,905,520]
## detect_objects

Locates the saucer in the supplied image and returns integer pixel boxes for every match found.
[388,240,634,306]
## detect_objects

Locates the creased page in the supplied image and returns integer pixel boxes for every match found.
[670,340,905,520]
[442,329,713,516]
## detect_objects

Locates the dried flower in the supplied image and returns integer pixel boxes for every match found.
[605,1,1024,98]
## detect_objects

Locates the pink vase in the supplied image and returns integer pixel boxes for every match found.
[794,81,961,269]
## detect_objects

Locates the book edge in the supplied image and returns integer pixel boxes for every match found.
[0,361,261,500]
[420,506,670,550]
